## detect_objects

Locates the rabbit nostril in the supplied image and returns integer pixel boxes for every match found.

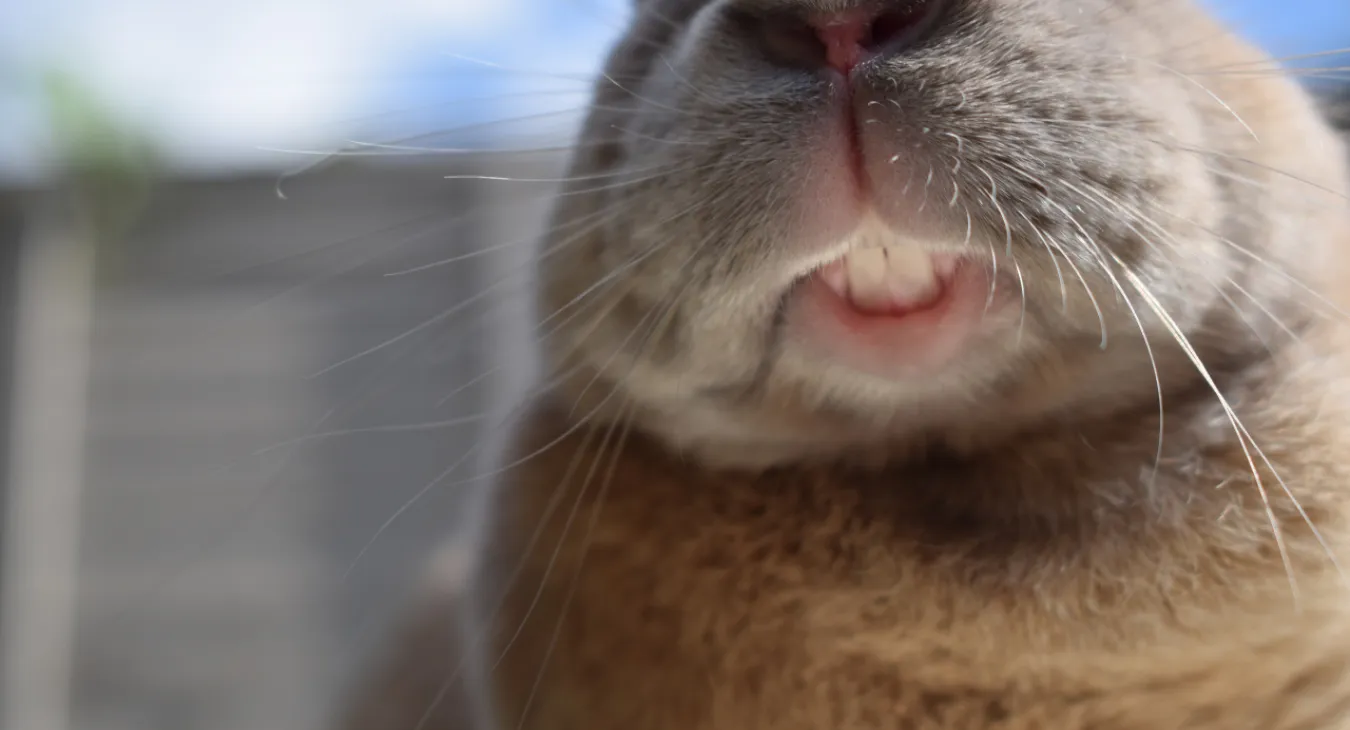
[865,4,932,53]
[747,12,832,72]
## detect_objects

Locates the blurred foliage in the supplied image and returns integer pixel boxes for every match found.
[42,67,160,263]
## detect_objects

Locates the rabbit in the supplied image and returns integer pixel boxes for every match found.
[337,1,1350,727]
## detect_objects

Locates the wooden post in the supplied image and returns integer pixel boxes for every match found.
[0,195,96,730]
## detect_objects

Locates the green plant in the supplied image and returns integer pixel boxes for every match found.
[42,67,159,253]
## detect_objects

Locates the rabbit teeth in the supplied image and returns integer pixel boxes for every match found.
[818,244,950,315]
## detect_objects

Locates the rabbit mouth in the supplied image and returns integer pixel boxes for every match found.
[784,236,1009,380]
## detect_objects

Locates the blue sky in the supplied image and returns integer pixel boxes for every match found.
[1208,0,1349,63]
[0,0,1345,181]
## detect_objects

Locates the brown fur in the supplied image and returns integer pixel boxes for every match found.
[335,0,1350,727]
[474,312,1350,730]
[342,307,1350,730]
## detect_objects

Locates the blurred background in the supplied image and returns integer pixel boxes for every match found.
[0,1,1345,729]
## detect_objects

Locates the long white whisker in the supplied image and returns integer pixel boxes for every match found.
[1120,267,1304,608]
[1125,55,1258,142]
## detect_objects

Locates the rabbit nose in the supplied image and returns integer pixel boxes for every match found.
[738,2,943,75]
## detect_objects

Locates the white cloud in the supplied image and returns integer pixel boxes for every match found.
[0,0,578,178]
[390,0,527,31]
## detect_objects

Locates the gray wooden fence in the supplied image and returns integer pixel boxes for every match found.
[0,154,561,730]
